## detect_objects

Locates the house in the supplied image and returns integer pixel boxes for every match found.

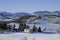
[24,29,30,33]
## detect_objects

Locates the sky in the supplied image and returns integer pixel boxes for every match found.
[0,0,60,13]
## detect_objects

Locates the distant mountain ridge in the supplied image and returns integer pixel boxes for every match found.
[0,12,31,19]
[34,11,60,15]
[0,11,60,19]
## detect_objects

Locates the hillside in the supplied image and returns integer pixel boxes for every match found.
[0,11,60,33]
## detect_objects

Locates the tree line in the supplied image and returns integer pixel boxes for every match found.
[0,22,41,32]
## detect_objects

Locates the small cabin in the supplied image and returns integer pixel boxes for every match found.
[24,29,30,33]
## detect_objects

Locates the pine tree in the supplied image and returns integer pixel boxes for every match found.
[13,24,18,32]
[24,23,29,29]
[18,23,29,31]
[13,24,16,30]
[0,22,3,31]
[32,25,37,32]
[1,22,8,30]
[23,23,26,29]
[38,27,41,32]
[18,23,25,31]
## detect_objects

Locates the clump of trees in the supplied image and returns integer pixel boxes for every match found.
[13,24,18,32]
[18,23,25,31]
[32,25,37,32]
[0,22,8,30]
[37,27,41,32]
[0,22,42,33]
[18,23,29,31]
[32,25,41,32]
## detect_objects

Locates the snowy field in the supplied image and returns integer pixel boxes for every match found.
[0,32,60,40]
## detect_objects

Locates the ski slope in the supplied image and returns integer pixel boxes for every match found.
[0,33,60,40]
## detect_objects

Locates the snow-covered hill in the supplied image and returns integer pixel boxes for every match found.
[0,12,32,21]
[0,12,60,33]
[0,12,30,21]
[27,17,60,33]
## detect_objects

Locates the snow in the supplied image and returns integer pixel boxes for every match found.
[7,23,19,28]
[0,15,60,40]
[0,33,60,40]
[26,17,60,33]
[2,19,13,21]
